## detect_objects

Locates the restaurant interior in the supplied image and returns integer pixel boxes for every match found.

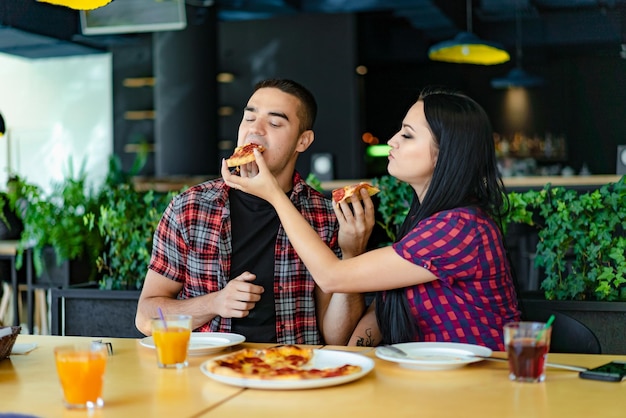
[0,0,625,185]
[2,3,626,416]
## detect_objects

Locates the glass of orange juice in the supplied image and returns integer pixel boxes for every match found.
[54,342,108,409]
[151,314,192,369]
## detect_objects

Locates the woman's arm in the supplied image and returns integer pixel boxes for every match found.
[221,152,437,293]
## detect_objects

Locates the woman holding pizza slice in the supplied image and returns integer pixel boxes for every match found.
[222,86,521,351]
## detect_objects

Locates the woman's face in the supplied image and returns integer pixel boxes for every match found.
[387,100,438,189]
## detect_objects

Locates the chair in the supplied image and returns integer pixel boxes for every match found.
[521,306,602,354]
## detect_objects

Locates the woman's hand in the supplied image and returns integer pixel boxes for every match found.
[221,148,282,204]
[335,189,376,258]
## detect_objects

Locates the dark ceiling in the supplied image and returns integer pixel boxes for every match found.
[0,0,624,59]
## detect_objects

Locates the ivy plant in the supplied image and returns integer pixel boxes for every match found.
[500,177,626,301]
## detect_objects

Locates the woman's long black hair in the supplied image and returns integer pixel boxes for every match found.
[375,86,509,344]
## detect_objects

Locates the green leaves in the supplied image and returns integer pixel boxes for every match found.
[89,172,181,290]
[3,160,103,280]
[504,176,626,301]
[371,175,412,242]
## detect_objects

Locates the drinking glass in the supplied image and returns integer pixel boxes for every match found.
[151,314,192,369]
[504,321,552,383]
[54,342,108,409]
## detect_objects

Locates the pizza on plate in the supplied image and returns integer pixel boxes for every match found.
[205,345,362,380]
[226,143,266,167]
[332,182,380,205]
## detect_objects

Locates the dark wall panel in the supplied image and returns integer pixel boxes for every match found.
[218,13,364,180]
[154,5,218,176]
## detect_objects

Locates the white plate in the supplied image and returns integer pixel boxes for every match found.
[200,349,374,390]
[375,342,492,371]
[140,332,245,356]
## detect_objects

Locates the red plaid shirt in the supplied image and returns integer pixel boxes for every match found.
[148,172,340,344]
[392,207,520,351]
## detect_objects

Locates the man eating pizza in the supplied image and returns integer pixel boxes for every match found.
[135,78,376,345]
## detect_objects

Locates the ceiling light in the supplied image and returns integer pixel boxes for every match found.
[37,0,112,10]
[491,0,545,89]
[491,68,545,89]
[428,0,510,65]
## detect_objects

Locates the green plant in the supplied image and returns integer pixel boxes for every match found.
[3,160,103,279]
[85,156,181,290]
[371,175,413,242]
[501,177,626,302]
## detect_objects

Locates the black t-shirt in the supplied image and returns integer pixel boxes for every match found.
[229,190,279,342]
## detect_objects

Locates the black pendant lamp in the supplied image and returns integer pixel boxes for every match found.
[491,0,545,89]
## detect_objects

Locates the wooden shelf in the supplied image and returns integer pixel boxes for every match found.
[123,77,155,88]
[124,110,155,120]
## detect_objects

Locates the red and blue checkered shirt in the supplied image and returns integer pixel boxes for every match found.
[148,172,341,345]
[392,207,520,351]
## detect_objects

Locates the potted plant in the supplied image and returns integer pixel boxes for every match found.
[496,176,626,354]
[1,159,103,287]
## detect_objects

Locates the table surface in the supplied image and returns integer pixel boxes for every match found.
[2,335,626,417]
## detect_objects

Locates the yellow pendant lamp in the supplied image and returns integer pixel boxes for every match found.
[428,0,510,65]
[37,0,113,10]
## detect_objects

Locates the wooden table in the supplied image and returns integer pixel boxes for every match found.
[2,335,626,417]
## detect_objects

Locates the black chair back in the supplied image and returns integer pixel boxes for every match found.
[522,307,602,354]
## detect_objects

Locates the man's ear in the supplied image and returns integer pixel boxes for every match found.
[295,130,314,152]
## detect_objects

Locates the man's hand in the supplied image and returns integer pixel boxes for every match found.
[335,188,376,258]
[213,272,264,318]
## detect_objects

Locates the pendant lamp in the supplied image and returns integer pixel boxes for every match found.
[491,0,545,89]
[37,0,113,10]
[428,0,510,65]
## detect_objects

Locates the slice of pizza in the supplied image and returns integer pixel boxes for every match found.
[226,143,266,167]
[332,182,380,205]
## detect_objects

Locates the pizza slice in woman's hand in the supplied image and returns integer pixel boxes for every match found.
[226,143,266,167]
[332,182,380,205]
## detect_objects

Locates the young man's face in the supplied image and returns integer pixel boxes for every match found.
[237,87,308,176]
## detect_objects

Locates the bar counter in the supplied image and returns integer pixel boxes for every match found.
[2,335,626,417]
[321,174,623,192]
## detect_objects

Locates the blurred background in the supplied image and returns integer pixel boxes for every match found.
[0,0,625,189]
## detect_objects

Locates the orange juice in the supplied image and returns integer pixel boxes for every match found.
[54,344,108,409]
[153,326,191,366]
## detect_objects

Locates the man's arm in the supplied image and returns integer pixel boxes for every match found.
[135,269,264,335]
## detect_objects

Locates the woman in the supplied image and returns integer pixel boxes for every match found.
[222,86,520,351]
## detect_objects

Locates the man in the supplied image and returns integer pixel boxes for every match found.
[135,78,375,345]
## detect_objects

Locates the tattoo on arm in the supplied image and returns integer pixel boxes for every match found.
[355,328,374,347]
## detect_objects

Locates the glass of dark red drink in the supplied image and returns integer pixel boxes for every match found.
[504,322,552,382]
